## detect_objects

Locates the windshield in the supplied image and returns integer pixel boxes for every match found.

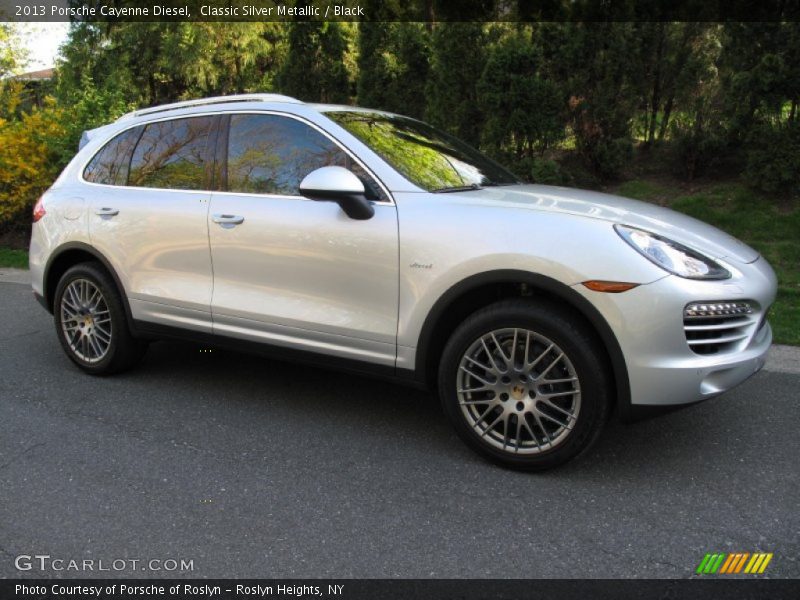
[325,111,519,192]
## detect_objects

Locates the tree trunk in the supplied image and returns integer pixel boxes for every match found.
[647,24,665,145]
[658,96,674,140]
[425,0,434,31]
[148,74,156,106]
[234,54,243,93]
[658,23,696,141]
[687,109,704,182]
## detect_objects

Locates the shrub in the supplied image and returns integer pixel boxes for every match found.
[669,123,728,181]
[569,96,633,180]
[743,122,800,197]
[530,157,572,186]
[0,89,67,232]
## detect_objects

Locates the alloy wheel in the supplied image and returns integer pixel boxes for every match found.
[456,328,581,454]
[59,278,113,364]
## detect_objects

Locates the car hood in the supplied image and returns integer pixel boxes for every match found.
[467,184,759,264]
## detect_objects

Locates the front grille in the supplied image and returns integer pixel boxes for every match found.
[683,301,758,355]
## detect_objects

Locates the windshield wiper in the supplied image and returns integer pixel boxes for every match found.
[431,183,482,193]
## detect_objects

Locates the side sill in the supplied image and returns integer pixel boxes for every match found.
[132,320,428,390]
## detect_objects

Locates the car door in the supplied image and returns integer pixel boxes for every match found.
[207,112,399,367]
[86,115,218,333]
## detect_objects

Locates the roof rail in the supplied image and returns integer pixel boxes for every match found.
[117,94,303,121]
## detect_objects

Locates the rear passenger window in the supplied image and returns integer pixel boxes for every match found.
[83,127,142,186]
[226,114,386,200]
[128,116,215,190]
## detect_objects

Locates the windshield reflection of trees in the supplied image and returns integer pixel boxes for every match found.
[328,113,518,191]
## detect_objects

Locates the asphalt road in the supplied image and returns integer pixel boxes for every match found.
[1,279,798,579]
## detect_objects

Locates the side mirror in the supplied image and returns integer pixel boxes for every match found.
[299,166,375,220]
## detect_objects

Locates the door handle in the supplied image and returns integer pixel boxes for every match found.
[212,214,245,226]
[95,207,119,217]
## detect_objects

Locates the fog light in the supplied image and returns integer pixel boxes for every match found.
[684,301,753,318]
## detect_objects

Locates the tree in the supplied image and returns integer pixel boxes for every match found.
[635,23,717,145]
[356,21,394,110]
[56,23,175,107]
[279,21,350,103]
[357,22,430,118]
[719,22,800,133]
[0,23,28,79]
[166,23,284,95]
[719,23,800,194]
[56,22,288,107]
[538,21,640,179]
[425,22,486,147]
[478,31,564,166]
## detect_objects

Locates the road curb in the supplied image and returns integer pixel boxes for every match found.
[0,267,30,285]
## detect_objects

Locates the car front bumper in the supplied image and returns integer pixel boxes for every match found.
[574,255,777,411]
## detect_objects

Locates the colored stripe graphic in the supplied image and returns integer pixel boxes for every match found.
[748,554,763,573]
[704,554,725,574]
[696,554,712,574]
[758,554,773,573]
[720,553,737,574]
[713,554,726,573]
[733,553,750,573]
[697,552,772,575]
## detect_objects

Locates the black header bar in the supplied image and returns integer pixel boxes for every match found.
[2,0,800,22]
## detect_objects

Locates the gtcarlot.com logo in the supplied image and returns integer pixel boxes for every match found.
[15,554,194,572]
[696,552,773,575]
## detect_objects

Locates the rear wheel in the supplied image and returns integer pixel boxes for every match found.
[54,262,147,375]
[438,299,610,471]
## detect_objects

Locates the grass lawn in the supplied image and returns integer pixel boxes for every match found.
[0,247,28,269]
[616,179,799,346]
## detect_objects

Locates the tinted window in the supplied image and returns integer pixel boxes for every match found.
[128,116,215,190]
[325,111,518,192]
[83,127,142,185]
[226,114,386,200]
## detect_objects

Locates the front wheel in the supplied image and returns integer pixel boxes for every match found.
[438,299,611,471]
[53,262,148,375]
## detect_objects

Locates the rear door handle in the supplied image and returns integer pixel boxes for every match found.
[95,207,119,217]
[212,214,245,226]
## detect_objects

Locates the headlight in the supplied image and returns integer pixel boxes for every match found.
[614,225,731,280]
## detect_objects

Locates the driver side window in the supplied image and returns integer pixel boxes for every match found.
[225,114,386,201]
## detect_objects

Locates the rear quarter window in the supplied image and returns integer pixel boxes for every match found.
[82,127,142,185]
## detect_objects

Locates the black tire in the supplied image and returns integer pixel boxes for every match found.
[438,299,611,471]
[53,261,148,375]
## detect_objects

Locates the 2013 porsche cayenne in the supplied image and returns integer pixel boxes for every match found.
[29,94,777,470]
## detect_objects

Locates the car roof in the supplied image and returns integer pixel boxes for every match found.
[80,95,404,150]
[115,93,303,122]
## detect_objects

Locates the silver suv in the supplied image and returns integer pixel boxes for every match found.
[30,94,777,470]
